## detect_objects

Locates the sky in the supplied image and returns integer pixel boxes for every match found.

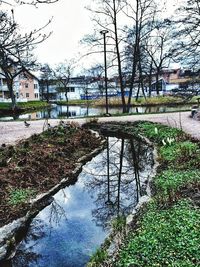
[2,0,182,73]
[12,0,94,70]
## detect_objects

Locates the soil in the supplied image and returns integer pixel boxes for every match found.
[0,122,102,227]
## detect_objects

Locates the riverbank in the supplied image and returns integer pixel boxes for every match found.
[0,101,49,115]
[88,121,200,266]
[57,95,200,107]
[0,116,200,265]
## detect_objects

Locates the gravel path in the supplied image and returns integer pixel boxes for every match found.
[0,111,199,146]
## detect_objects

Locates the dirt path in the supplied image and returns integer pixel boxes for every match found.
[0,111,199,146]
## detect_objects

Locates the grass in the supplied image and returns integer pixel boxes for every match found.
[115,122,200,266]
[0,101,49,111]
[58,95,199,108]
[8,188,36,205]
[117,200,200,267]
[57,99,94,105]
[155,170,200,201]
[136,121,183,144]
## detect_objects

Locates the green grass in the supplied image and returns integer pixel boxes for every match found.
[136,121,183,144]
[117,200,200,267]
[0,102,12,110]
[8,188,36,205]
[159,141,199,162]
[155,170,200,200]
[0,101,49,111]
[57,99,94,105]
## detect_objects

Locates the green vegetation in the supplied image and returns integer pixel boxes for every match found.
[17,101,49,109]
[0,101,49,111]
[56,95,199,108]
[8,188,36,205]
[57,99,94,105]
[155,170,200,202]
[136,121,183,144]
[112,216,126,232]
[88,248,108,267]
[117,200,200,267]
[115,122,200,266]
[89,121,200,266]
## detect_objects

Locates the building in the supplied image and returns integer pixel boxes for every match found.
[0,69,40,102]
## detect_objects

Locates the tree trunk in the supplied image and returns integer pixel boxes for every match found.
[7,79,16,111]
[113,0,127,113]
[156,68,160,95]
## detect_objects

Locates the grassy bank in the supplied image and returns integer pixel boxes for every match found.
[89,122,200,267]
[58,95,199,107]
[0,101,49,111]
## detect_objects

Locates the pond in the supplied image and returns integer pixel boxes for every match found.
[0,103,191,121]
[3,134,154,267]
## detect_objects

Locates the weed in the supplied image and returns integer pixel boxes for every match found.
[8,188,36,205]
[88,248,108,267]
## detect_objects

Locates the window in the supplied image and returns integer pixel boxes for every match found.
[25,83,29,88]
[26,93,29,98]
[35,93,38,99]
[34,84,38,89]
[67,87,75,92]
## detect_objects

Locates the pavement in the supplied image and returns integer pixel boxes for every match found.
[0,111,199,146]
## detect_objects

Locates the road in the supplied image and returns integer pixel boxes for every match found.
[0,111,199,146]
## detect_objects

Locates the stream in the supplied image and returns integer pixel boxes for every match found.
[4,135,154,267]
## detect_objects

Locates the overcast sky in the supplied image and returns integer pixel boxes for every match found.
[12,0,93,70]
[2,0,182,73]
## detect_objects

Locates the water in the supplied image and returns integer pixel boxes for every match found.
[5,136,153,267]
[0,103,191,121]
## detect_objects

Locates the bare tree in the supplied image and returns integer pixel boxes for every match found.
[0,11,51,110]
[142,20,177,95]
[0,0,58,6]
[175,0,200,70]
[84,0,158,112]
[40,63,53,102]
[53,60,74,102]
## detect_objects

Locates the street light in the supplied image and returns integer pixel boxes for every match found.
[100,30,109,114]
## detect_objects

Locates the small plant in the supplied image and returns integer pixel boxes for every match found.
[111,215,126,233]
[137,122,183,144]
[86,117,99,124]
[117,200,200,267]
[155,170,200,203]
[8,188,36,205]
[87,248,108,267]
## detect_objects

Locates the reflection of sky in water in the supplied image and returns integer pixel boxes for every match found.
[0,104,191,121]
[13,180,107,267]
[12,137,153,267]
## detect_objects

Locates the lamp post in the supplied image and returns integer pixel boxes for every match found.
[100,30,109,114]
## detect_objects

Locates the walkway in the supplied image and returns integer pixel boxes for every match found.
[0,111,199,146]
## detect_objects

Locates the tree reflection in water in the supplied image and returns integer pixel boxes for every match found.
[6,136,153,267]
[9,198,68,267]
[82,136,153,229]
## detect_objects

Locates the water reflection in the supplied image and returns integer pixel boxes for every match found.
[82,137,153,229]
[0,104,191,121]
[6,136,153,267]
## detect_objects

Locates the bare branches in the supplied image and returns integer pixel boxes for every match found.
[0,0,59,6]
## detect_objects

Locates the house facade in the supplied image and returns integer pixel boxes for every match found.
[0,69,40,102]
